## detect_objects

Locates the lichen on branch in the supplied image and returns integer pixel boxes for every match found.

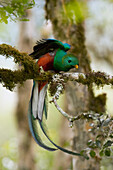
[62,72,113,87]
[49,72,113,96]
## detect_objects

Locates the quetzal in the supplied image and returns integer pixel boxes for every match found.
[28,39,80,156]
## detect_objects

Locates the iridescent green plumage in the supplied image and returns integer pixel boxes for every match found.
[53,49,79,71]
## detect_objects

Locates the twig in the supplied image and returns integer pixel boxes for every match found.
[50,75,73,122]
[50,74,111,127]
[51,91,102,127]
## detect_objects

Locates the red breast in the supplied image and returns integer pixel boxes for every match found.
[37,53,54,71]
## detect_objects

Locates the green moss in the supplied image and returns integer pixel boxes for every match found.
[76,71,112,87]
[0,44,53,90]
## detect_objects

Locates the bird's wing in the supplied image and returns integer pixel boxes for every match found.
[29,39,69,59]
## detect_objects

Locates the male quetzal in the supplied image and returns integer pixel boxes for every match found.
[28,39,80,156]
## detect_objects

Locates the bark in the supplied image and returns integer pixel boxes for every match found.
[45,0,106,169]
[16,10,36,170]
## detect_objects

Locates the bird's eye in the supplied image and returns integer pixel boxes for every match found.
[68,60,71,63]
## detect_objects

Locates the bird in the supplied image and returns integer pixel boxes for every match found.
[28,39,80,156]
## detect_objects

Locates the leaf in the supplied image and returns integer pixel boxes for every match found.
[4,6,13,14]
[105,148,111,156]
[96,140,101,148]
[87,140,93,146]
[109,133,113,138]
[80,150,89,160]
[22,0,29,3]
[103,140,113,148]
[102,118,111,126]
[20,18,29,21]
[65,1,88,24]
[0,0,35,23]
[99,150,104,157]
[90,150,96,158]
[87,140,96,149]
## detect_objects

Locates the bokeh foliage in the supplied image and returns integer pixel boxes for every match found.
[0,0,35,23]
[78,112,113,159]
[65,0,88,24]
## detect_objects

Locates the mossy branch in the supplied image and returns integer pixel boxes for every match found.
[62,72,113,87]
[0,44,53,90]
[0,44,113,91]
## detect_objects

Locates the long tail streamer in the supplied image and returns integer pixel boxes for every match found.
[28,84,57,151]
[39,120,81,156]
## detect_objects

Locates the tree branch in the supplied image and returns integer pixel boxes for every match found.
[0,44,53,90]
[0,44,113,91]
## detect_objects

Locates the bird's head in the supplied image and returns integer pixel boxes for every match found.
[53,50,79,72]
[61,54,79,71]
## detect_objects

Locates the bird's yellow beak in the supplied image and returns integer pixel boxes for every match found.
[75,65,79,69]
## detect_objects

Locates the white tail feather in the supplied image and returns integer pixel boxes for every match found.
[32,81,39,119]
[38,84,48,120]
